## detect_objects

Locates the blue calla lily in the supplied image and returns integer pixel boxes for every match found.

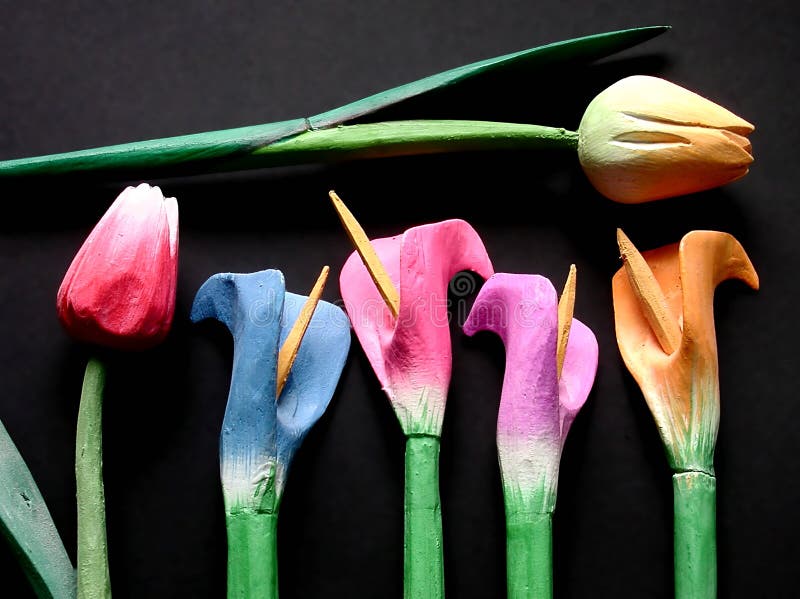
[191,269,350,513]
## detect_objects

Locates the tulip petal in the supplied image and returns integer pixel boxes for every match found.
[341,219,493,435]
[191,270,284,512]
[603,76,754,134]
[275,292,351,499]
[57,183,178,349]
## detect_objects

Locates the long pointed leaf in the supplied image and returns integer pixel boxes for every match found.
[310,25,669,128]
[0,420,76,599]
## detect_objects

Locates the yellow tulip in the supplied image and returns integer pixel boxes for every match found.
[579,76,754,204]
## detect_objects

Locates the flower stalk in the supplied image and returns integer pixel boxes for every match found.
[505,511,553,599]
[673,472,716,599]
[404,435,444,598]
[75,358,111,599]
[225,512,279,599]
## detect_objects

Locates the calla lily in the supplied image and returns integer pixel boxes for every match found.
[613,230,758,472]
[612,230,758,599]
[464,273,598,599]
[578,76,754,204]
[191,269,350,599]
[339,218,493,599]
[340,219,494,435]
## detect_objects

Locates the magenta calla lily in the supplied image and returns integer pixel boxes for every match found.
[340,218,494,435]
[339,218,492,597]
[463,273,598,513]
[464,273,597,599]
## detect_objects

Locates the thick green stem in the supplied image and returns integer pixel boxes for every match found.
[404,435,444,599]
[0,120,577,178]
[254,120,578,164]
[505,512,553,599]
[75,358,111,599]
[673,472,716,599]
[225,511,279,599]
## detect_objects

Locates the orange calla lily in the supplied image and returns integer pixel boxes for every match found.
[613,230,759,473]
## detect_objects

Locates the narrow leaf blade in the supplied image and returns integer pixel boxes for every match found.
[0,420,76,599]
[310,26,669,128]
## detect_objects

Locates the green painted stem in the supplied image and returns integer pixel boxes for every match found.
[0,120,577,178]
[225,511,279,599]
[75,358,111,599]
[404,435,444,599]
[253,120,578,164]
[673,472,716,599]
[505,512,553,599]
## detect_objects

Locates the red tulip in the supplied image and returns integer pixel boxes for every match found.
[57,183,179,350]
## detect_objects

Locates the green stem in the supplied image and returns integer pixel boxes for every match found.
[0,120,577,178]
[225,510,279,599]
[404,434,444,599]
[673,472,716,599]
[254,120,578,164]
[505,512,553,599]
[75,358,111,599]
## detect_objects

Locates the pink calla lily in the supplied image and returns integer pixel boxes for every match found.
[340,219,493,435]
[463,273,598,512]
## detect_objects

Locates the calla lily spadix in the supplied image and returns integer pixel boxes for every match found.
[335,192,493,599]
[464,272,598,599]
[613,229,758,599]
[191,268,350,599]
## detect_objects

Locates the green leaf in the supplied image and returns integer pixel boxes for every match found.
[0,419,76,599]
[309,26,670,128]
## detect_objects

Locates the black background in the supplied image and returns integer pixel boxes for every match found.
[1,2,798,598]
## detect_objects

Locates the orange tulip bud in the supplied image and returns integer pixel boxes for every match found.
[578,76,754,204]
